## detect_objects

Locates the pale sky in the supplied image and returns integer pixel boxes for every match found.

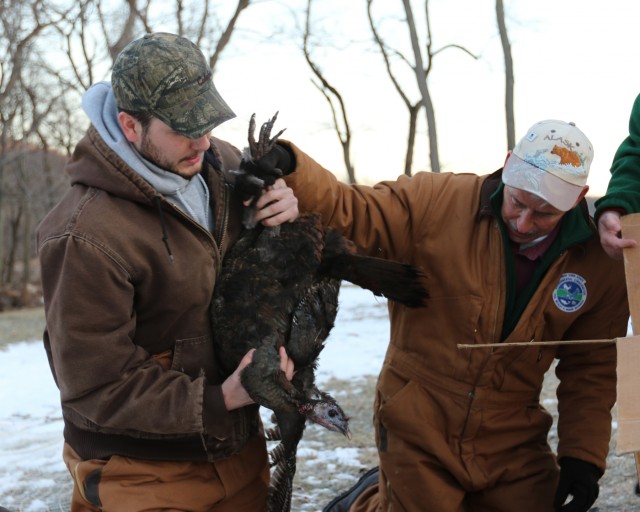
[209,0,640,198]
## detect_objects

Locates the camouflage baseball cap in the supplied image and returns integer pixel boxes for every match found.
[111,32,235,139]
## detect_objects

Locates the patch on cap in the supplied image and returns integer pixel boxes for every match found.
[112,32,235,139]
[502,120,593,211]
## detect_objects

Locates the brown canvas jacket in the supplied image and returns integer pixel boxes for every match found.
[283,141,628,472]
[36,126,256,462]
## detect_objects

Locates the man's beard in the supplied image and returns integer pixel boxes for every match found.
[139,132,200,178]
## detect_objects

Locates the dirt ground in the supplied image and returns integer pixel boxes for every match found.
[540,367,639,512]
[293,372,640,512]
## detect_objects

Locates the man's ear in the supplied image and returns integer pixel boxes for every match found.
[503,150,512,167]
[572,185,590,209]
[118,112,142,143]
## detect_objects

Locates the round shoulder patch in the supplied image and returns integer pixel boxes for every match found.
[553,273,587,313]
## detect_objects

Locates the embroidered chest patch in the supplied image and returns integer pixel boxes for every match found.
[553,273,587,313]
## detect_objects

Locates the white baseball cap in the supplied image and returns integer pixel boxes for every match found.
[502,120,593,211]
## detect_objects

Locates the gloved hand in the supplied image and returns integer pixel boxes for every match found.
[239,143,294,188]
[553,457,601,512]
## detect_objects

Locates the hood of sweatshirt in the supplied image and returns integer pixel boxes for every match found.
[79,81,212,230]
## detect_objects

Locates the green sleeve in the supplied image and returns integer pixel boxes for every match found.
[595,93,640,218]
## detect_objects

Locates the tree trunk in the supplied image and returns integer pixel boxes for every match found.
[21,202,31,290]
[208,0,251,75]
[405,105,419,176]
[304,0,356,183]
[496,0,515,149]
[402,0,440,172]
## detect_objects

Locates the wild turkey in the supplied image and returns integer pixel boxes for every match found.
[211,113,428,512]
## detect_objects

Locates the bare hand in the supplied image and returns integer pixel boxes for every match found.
[249,178,298,227]
[598,210,637,260]
[221,349,255,410]
[279,345,295,381]
[221,346,295,410]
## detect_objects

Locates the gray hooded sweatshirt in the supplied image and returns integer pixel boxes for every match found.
[82,81,213,231]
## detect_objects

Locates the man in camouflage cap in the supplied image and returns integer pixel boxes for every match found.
[36,32,297,511]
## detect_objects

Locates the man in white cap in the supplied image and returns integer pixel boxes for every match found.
[243,120,629,512]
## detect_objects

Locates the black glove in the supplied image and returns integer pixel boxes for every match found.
[239,143,294,187]
[553,457,601,512]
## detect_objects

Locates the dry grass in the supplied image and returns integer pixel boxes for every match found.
[0,306,45,349]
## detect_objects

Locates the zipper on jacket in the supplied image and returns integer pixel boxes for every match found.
[154,194,218,261]
[153,196,175,263]
[490,219,503,344]
[215,183,230,259]
[458,387,477,453]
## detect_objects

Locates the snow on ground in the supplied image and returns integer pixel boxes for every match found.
[0,287,637,511]
[1,285,637,512]
[0,285,390,511]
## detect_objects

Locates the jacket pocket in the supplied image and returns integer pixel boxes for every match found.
[394,294,484,381]
[377,369,437,450]
[64,443,104,508]
[171,335,215,378]
[397,295,483,351]
[376,366,470,457]
[495,320,556,391]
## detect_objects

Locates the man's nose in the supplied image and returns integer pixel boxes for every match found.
[516,212,534,233]
[191,134,211,151]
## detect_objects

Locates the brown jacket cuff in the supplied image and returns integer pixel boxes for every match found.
[202,384,234,440]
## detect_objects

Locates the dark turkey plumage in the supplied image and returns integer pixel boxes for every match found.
[211,113,428,512]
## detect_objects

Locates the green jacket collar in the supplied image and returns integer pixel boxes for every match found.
[480,169,595,339]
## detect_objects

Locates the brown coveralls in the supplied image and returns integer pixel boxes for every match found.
[283,142,628,512]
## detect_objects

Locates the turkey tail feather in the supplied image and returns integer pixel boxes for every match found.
[265,425,281,442]
[265,410,306,511]
[268,452,295,512]
[269,440,286,468]
[322,254,428,308]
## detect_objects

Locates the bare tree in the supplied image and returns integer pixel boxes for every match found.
[367,0,477,175]
[0,0,257,307]
[100,0,151,63]
[53,0,253,89]
[303,0,356,184]
[401,0,440,172]
[207,0,251,75]
[367,0,420,176]
[51,0,151,91]
[0,0,71,298]
[496,0,515,149]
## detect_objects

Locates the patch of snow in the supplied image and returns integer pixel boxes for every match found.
[0,285,388,509]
